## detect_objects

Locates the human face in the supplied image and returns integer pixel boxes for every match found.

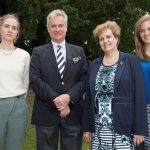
[139,20,150,44]
[48,16,67,43]
[0,18,18,42]
[99,28,118,54]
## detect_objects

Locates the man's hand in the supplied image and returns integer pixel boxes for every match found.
[53,94,70,111]
[59,105,70,118]
[133,135,144,146]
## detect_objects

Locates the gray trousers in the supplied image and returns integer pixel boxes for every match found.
[36,119,82,150]
[0,95,28,150]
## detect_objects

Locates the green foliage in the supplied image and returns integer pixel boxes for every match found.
[0,0,149,60]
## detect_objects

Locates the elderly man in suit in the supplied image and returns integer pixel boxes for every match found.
[29,9,87,150]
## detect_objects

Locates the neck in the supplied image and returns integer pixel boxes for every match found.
[103,50,119,66]
[0,41,15,51]
[145,44,150,57]
[104,49,119,59]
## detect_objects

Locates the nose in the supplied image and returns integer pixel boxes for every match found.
[144,29,149,35]
[8,27,13,32]
[56,25,60,31]
[103,38,107,43]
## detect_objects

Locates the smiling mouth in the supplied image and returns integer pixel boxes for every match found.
[104,45,110,48]
[144,37,150,40]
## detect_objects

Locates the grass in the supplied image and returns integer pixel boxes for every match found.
[23,87,91,150]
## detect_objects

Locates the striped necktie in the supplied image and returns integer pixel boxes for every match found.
[56,45,65,78]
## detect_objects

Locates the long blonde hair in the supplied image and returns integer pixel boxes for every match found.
[135,14,150,60]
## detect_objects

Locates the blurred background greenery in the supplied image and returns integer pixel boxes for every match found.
[0,0,149,61]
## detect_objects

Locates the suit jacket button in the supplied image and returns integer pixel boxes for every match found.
[61,81,64,85]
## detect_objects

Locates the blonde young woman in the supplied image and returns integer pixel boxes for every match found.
[82,21,147,150]
[135,14,150,150]
[0,14,30,150]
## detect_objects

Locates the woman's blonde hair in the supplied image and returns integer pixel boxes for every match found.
[135,14,150,60]
[93,20,121,46]
[0,14,20,42]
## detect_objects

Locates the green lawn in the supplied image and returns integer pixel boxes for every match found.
[23,88,91,150]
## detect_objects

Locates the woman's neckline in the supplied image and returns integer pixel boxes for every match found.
[102,61,118,67]
[0,46,17,55]
[102,51,119,66]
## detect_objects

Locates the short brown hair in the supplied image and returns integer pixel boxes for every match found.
[93,21,121,46]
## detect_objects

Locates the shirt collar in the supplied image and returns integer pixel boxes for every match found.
[51,40,66,49]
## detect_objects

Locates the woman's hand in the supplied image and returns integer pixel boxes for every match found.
[133,135,144,146]
[83,132,92,142]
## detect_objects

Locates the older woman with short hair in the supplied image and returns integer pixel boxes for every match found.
[82,20,147,150]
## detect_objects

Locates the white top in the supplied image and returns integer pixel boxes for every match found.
[51,40,66,61]
[0,48,30,98]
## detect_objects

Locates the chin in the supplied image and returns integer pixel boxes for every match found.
[144,41,150,44]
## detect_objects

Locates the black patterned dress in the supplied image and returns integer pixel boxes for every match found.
[92,63,134,150]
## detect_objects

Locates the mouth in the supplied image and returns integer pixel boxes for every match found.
[104,44,110,48]
[6,34,13,37]
[144,36,150,40]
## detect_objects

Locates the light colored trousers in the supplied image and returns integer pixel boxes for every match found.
[0,95,28,150]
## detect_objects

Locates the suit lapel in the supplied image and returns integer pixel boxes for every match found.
[63,43,72,79]
[46,42,61,78]
[114,52,126,93]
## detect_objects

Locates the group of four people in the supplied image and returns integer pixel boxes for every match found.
[0,9,149,150]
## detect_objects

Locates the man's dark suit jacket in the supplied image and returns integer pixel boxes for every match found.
[30,42,87,126]
[82,52,148,137]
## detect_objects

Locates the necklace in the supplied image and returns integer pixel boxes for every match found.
[0,44,15,55]
[0,48,14,55]
[103,51,119,65]
[103,56,119,65]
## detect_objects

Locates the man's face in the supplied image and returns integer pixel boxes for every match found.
[48,16,67,43]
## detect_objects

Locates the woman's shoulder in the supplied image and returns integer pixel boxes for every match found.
[90,57,102,65]
[120,51,139,61]
[16,48,30,57]
[15,48,30,61]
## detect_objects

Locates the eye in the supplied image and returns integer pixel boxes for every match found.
[50,24,64,29]
[4,24,9,28]
[51,25,57,28]
[58,24,64,28]
[3,24,17,31]
[106,35,111,39]
[140,29,144,33]
[99,37,103,41]
[12,26,17,30]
